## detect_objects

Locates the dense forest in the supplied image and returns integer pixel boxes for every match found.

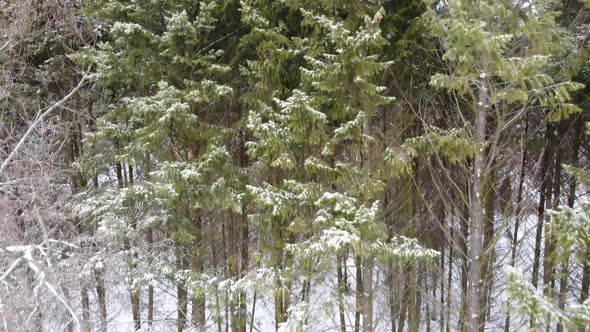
[1,0,589,331]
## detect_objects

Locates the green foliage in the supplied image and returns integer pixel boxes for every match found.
[507,163,590,328]
[426,0,583,122]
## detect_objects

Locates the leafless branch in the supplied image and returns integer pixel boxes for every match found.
[0,77,86,180]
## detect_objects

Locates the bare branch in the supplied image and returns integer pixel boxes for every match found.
[0,78,86,180]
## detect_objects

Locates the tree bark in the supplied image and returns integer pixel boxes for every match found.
[504,116,528,332]
[466,64,488,332]
[556,116,582,332]
[147,229,154,330]
[362,257,374,332]
[459,189,469,332]
[95,266,107,332]
[354,256,362,332]
[531,122,556,292]
[337,253,347,332]
[177,248,188,332]
[81,286,90,331]
[446,221,453,332]
[238,213,249,331]
[238,130,249,332]
[479,169,496,332]
[191,215,206,330]
[397,266,408,332]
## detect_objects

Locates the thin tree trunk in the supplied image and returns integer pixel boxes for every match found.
[191,215,206,330]
[439,236,445,331]
[238,130,249,332]
[531,123,556,292]
[459,197,469,332]
[177,248,188,332]
[337,253,347,332]
[361,111,374,332]
[274,246,283,329]
[126,164,141,331]
[226,212,237,332]
[413,265,422,332]
[145,157,154,330]
[64,285,75,332]
[115,159,141,331]
[215,286,222,332]
[466,62,488,332]
[147,228,154,330]
[269,169,288,329]
[398,267,408,332]
[249,291,257,332]
[362,257,374,332]
[81,286,90,330]
[407,174,418,332]
[389,262,398,332]
[544,131,563,332]
[129,262,141,331]
[556,116,582,332]
[238,198,249,332]
[95,266,107,332]
[446,222,453,332]
[504,117,528,332]
[479,169,496,332]
[408,272,418,332]
[582,258,590,302]
[91,169,108,332]
[354,256,362,332]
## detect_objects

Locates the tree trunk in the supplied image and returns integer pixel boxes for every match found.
[531,122,556,292]
[192,215,206,330]
[337,253,347,332]
[389,263,398,332]
[130,274,141,331]
[273,227,290,329]
[479,169,496,332]
[238,193,249,332]
[556,116,582,332]
[446,222,453,332]
[582,258,590,302]
[543,126,564,331]
[439,227,445,331]
[177,248,188,332]
[226,212,237,332]
[95,266,107,332]
[354,256,362,332]
[466,64,488,332]
[407,267,417,332]
[147,228,154,330]
[504,116,528,332]
[397,267,408,332]
[362,257,374,332]
[235,121,249,332]
[124,164,141,331]
[145,158,154,330]
[81,286,90,331]
[459,194,469,332]
[412,265,422,332]
[215,286,222,332]
[361,109,374,332]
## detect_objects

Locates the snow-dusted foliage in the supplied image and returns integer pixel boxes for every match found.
[2,0,588,331]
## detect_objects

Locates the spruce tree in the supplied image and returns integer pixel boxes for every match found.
[425,0,584,330]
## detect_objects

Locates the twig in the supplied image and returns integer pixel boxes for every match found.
[0,78,86,179]
[249,290,257,332]
[0,258,22,284]
[0,41,10,53]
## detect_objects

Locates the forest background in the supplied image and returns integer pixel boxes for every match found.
[1,0,590,331]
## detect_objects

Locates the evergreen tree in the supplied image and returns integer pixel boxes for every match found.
[425,0,584,330]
